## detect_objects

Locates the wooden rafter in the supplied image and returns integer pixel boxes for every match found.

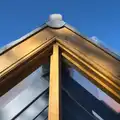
[56,41,120,103]
[0,27,55,96]
[0,25,120,104]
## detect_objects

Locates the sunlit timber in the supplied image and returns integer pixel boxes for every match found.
[48,44,61,120]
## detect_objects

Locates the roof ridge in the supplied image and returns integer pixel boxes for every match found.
[0,14,120,61]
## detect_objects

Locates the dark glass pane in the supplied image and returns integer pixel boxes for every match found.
[61,60,120,120]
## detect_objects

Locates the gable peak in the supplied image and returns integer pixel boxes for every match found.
[46,14,65,28]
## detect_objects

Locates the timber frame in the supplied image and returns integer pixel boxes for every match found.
[0,20,120,120]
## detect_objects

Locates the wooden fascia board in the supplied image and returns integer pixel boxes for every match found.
[0,25,120,103]
[1,26,120,82]
[55,40,120,103]
[0,27,56,75]
[48,27,120,82]
[0,37,56,96]
[0,38,55,76]
[56,38,120,85]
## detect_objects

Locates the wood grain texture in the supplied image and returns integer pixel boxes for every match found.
[62,52,120,103]
[48,44,61,120]
[48,27,120,84]
[0,27,54,74]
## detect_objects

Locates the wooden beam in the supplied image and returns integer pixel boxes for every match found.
[50,27,120,83]
[48,44,61,120]
[0,28,55,74]
[62,51,120,104]
[0,45,52,96]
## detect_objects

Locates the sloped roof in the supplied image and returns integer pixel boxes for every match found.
[0,14,120,103]
[0,14,120,60]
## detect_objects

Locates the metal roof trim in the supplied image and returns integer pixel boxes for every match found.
[0,24,47,55]
[0,20,120,61]
[65,24,120,61]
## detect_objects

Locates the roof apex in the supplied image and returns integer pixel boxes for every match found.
[0,14,120,60]
[46,14,65,28]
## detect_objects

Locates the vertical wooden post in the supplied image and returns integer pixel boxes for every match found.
[48,44,61,120]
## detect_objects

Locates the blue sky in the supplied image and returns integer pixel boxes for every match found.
[0,0,120,54]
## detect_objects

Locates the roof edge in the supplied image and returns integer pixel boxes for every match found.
[0,24,47,55]
[65,24,120,61]
[0,20,120,61]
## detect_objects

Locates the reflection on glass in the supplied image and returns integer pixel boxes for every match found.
[61,62,97,120]
[0,63,50,120]
[62,61,120,120]
[69,68,120,113]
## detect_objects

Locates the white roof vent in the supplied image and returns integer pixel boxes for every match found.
[49,14,63,21]
[47,14,65,28]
